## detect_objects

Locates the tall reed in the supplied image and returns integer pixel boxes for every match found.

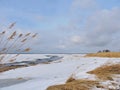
[0,23,38,63]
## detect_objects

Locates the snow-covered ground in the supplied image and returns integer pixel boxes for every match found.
[0,54,120,90]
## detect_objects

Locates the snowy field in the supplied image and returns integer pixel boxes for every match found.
[0,54,120,90]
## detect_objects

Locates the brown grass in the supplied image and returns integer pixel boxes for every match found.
[86,52,120,58]
[66,77,76,83]
[47,79,99,90]
[47,64,120,90]
[87,63,120,80]
[0,65,27,73]
[17,77,23,80]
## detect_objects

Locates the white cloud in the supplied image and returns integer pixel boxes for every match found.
[61,7,120,52]
[1,1,120,53]
[84,7,120,47]
[57,45,66,49]
[70,35,83,44]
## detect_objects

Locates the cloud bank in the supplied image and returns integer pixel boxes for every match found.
[0,0,120,53]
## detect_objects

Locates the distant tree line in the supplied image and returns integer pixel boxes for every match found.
[98,49,111,53]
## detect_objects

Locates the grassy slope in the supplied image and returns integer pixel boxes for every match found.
[86,52,120,58]
[88,63,120,80]
[47,63,120,90]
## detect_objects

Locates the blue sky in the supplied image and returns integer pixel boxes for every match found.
[0,0,120,53]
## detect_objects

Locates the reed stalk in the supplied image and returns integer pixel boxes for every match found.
[0,23,38,63]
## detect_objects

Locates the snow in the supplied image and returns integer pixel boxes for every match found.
[0,54,120,90]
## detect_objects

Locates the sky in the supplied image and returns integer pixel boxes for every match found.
[0,0,120,53]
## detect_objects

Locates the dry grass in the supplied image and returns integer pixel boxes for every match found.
[47,79,99,90]
[47,64,120,90]
[66,77,76,83]
[0,23,38,63]
[0,65,27,73]
[17,77,23,80]
[87,63,120,80]
[0,23,38,72]
[86,52,120,58]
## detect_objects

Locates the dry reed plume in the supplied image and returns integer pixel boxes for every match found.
[0,23,38,63]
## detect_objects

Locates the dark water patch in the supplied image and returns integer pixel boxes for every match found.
[0,78,29,88]
[36,56,63,63]
[0,56,63,72]
[2,56,63,66]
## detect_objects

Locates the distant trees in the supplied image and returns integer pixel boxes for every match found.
[103,50,110,52]
[98,49,111,53]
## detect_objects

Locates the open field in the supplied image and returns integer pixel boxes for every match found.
[0,54,120,90]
